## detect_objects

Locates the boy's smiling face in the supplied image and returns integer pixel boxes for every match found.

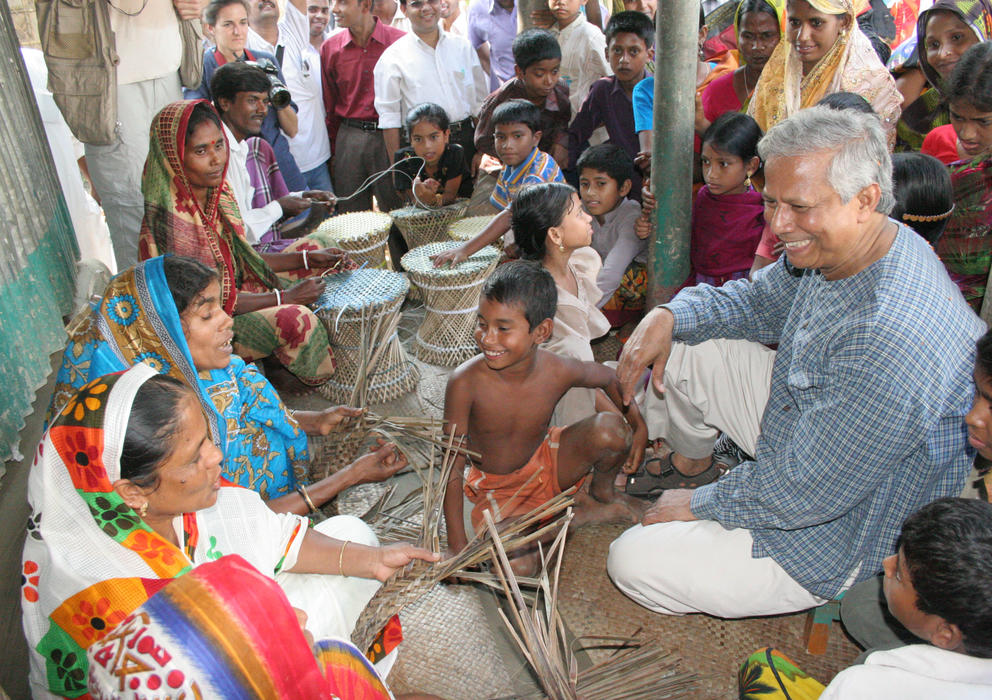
[516,58,562,101]
[579,167,631,220]
[606,32,653,88]
[474,297,551,371]
[494,122,542,167]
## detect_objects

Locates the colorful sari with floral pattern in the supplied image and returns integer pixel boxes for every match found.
[138,100,336,385]
[48,257,310,499]
[936,155,992,311]
[86,555,392,699]
[739,647,826,699]
[748,0,902,144]
[23,365,311,698]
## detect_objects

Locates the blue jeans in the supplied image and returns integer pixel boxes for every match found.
[302,161,333,193]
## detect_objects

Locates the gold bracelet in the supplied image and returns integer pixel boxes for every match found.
[338,541,349,577]
[296,485,317,515]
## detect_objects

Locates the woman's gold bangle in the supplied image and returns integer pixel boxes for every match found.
[338,541,349,577]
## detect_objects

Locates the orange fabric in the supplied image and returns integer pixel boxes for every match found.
[465,426,571,530]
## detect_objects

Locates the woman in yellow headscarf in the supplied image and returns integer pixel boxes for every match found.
[748,0,902,145]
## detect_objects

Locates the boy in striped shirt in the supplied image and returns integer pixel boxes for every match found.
[433,99,563,267]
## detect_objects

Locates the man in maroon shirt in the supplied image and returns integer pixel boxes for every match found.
[321,0,406,212]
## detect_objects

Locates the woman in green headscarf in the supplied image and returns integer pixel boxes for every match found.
[896,0,992,152]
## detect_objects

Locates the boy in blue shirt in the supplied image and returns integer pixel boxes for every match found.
[434,100,564,266]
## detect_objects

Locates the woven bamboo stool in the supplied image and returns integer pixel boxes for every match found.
[391,199,469,250]
[401,241,500,366]
[447,214,498,242]
[313,211,392,268]
[313,269,419,404]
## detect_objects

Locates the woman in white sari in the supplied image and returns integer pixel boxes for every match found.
[23,364,437,698]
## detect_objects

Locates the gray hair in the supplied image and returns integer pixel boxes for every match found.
[757,106,894,214]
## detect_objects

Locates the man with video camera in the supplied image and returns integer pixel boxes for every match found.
[186,0,307,193]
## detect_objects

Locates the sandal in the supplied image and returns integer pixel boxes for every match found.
[625,454,728,497]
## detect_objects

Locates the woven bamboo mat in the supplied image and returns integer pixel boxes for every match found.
[384,583,542,699]
[557,522,861,699]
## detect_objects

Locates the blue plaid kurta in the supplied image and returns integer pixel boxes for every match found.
[671,224,985,599]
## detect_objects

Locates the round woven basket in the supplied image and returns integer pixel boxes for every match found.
[401,241,500,366]
[391,199,470,250]
[314,211,392,268]
[447,214,498,242]
[313,269,419,404]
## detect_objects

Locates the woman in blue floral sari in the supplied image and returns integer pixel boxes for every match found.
[48,255,405,515]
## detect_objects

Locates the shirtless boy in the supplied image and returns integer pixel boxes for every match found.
[443,261,648,572]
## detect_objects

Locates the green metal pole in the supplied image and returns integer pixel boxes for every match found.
[647,0,696,305]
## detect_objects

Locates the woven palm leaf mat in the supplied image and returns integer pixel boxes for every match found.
[556,521,861,699]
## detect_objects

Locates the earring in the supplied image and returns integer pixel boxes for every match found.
[558,242,566,253]
[139,502,148,518]
[698,45,706,61]
[745,175,752,190]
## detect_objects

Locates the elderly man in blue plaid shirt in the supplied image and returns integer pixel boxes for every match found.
[607,107,985,618]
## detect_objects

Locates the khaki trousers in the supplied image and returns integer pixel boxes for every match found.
[640,338,776,459]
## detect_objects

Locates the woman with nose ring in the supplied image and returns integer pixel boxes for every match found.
[698,0,785,135]
[748,0,901,146]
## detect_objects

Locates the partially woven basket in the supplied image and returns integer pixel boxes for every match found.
[313,269,419,404]
[447,214,498,242]
[313,211,392,268]
[401,242,500,366]
[391,199,469,250]
[307,431,375,483]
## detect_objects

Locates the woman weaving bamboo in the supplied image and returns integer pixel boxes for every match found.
[49,255,405,516]
[25,364,438,698]
[138,99,350,387]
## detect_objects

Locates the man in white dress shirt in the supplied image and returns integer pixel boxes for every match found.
[373,0,487,163]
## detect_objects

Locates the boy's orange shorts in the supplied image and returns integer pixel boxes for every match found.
[464,426,580,531]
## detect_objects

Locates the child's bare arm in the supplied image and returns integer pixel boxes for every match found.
[568,358,649,471]
[442,369,474,554]
[431,209,511,267]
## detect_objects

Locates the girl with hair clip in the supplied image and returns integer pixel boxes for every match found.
[511,182,612,428]
[934,42,992,312]
[890,152,955,246]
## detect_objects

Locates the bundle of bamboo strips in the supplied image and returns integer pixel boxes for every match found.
[350,487,575,653]
[483,511,698,699]
[312,410,478,481]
